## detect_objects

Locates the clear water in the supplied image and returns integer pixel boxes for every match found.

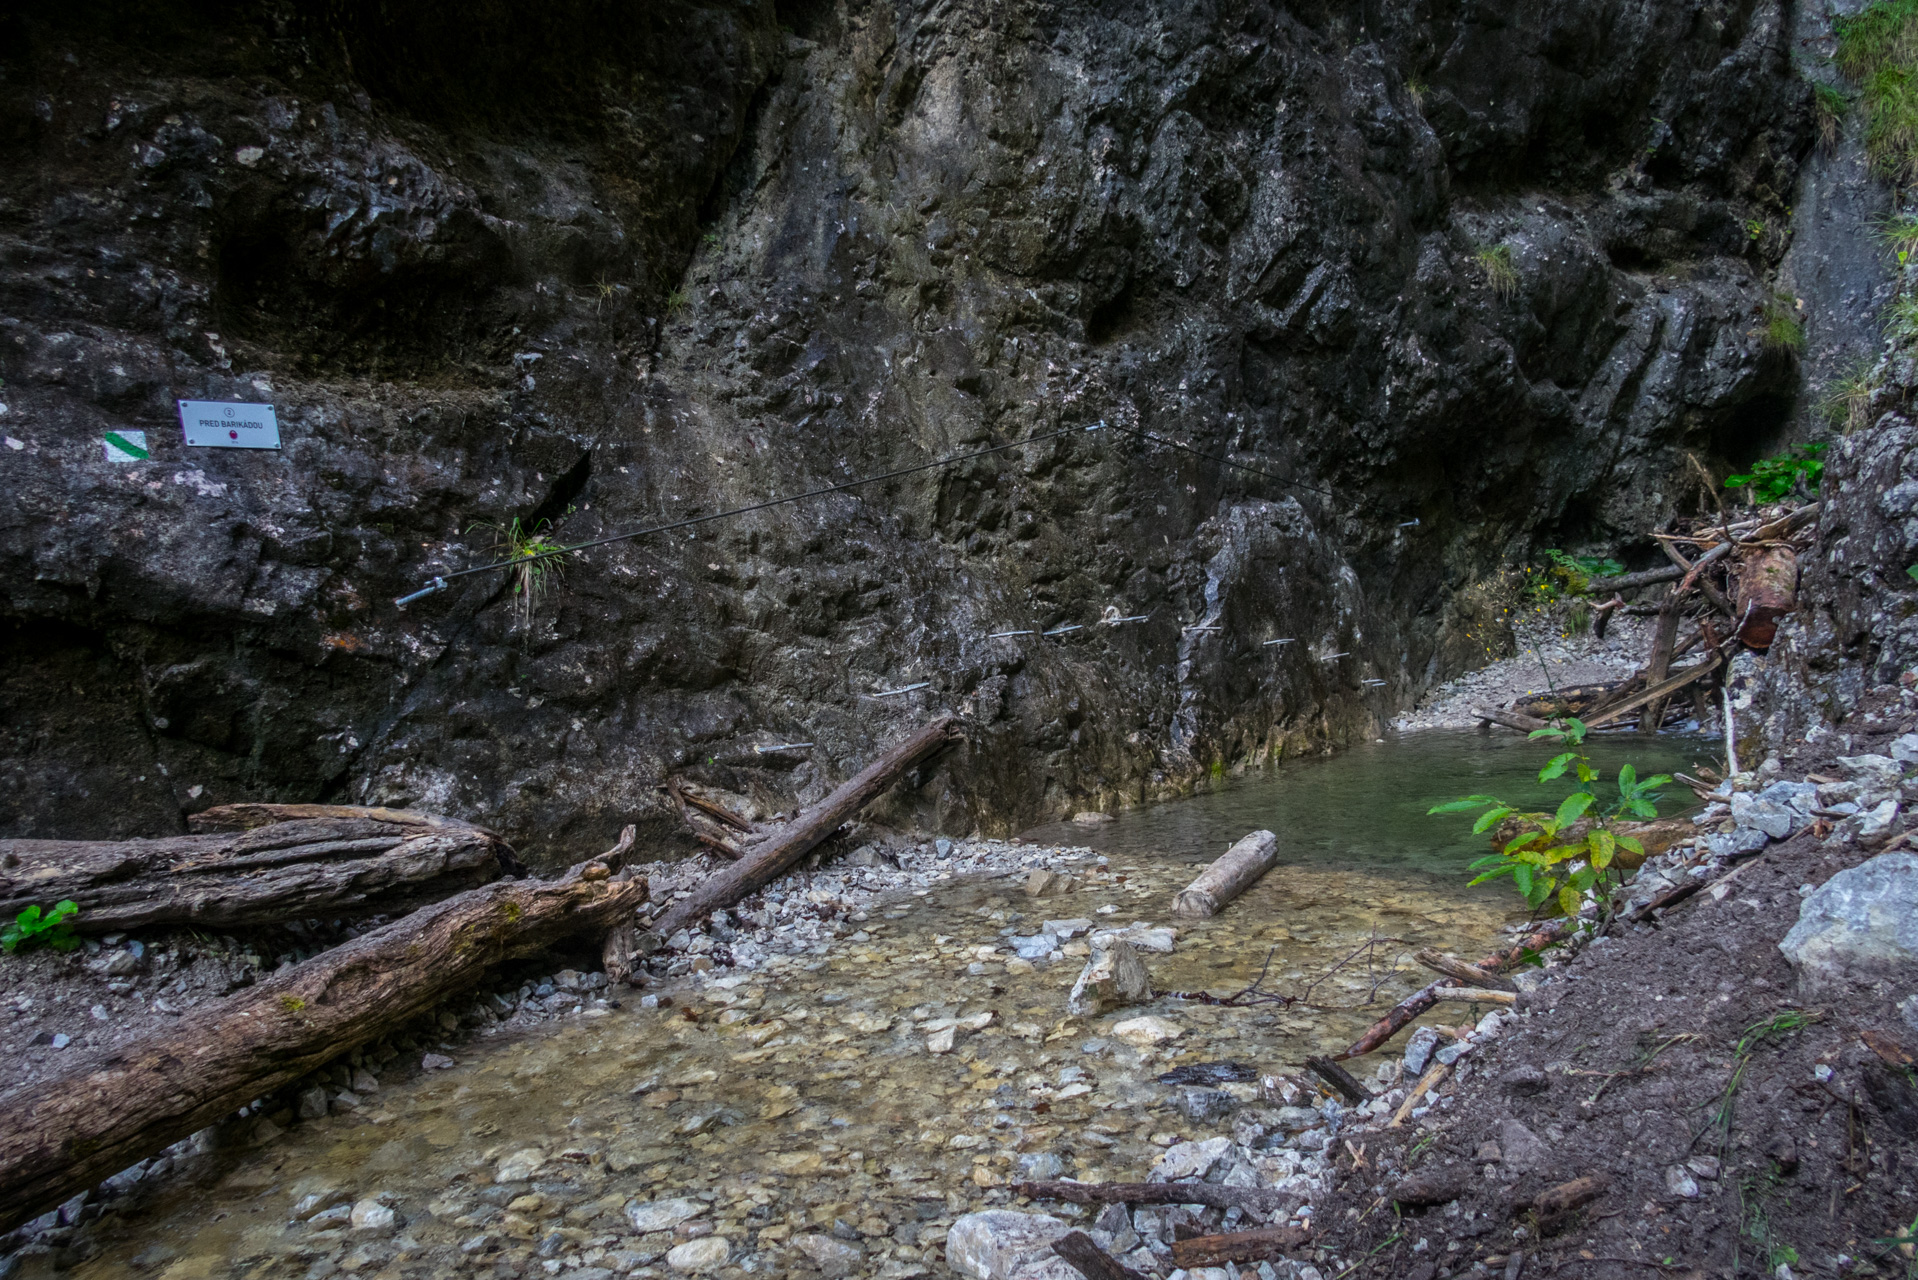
[59,730,1705,1279]
[1023,728,1714,876]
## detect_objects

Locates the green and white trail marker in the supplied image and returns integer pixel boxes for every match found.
[103,430,148,462]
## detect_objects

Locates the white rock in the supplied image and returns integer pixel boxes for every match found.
[927,1025,958,1054]
[626,1196,707,1233]
[1043,918,1093,938]
[1779,852,1918,986]
[1402,1026,1441,1075]
[349,1199,396,1230]
[1891,733,1918,764]
[1111,1015,1183,1046]
[1066,940,1152,1017]
[493,1148,546,1183]
[1665,1166,1700,1199]
[1089,922,1177,953]
[946,1210,1074,1280]
[1836,754,1905,793]
[1149,1137,1233,1183]
[665,1236,731,1272]
[1855,799,1902,842]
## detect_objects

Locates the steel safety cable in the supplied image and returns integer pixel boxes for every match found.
[394,422,1104,606]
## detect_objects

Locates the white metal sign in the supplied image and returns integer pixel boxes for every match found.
[178,400,280,449]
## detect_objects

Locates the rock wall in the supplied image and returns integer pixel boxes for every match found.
[0,0,1813,859]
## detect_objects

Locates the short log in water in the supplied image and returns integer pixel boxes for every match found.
[1171,829,1278,919]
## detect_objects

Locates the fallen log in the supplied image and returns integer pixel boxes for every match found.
[1580,654,1724,731]
[1476,707,1549,733]
[0,806,523,933]
[1428,987,1516,1006]
[1336,977,1456,1059]
[1306,1055,1372,1104]
[1170,1226,1311,1268]
[1582,504,1818,597]
[1171,829,1278,919]
[1053,1231,1150,1280]
[1389,1063,1451,1128]
[1414,948,1518,993]
[642,715,963,945]
[0,846,647,1234]
[1015,1179,1297,1217]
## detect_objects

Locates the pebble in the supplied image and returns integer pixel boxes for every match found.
[626,1197,706,1233]
[1111,1015,1183,1046]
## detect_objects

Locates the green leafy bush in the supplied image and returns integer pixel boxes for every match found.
[3,900,81,953]
[1429,719,1668,919]
[470,516,568,627]
[1724,443,1827,503]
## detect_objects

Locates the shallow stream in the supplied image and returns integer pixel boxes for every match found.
[72,731,1707,1280]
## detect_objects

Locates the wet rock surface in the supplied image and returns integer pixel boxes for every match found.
[1,0,1812,854]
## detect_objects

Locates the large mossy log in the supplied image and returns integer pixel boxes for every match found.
[0,860,646,1234]
[0,805,522,932]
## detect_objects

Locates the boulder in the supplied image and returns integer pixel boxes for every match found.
[1087,922,1178,953]
[1779,853,1918,986]
[1025,871,1079,898]
[945,1210,1076,1280]
[1066,940,1152,1016]
[1402,1026,1441,1075]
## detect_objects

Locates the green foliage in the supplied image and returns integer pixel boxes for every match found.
[1877,210,1918,264]
[1759,294,1805,355]
[1518,551,1624,612]
[664,288,689,314]
[3,900,81,954]
[1475,244,1518,299]
[1890,291,1918,346]
[1821,360,1883,432]
[469,516,568,628]
[1875,1208,1917,1278]
[1834,0,1918,180]
[1814,81,1852,150]
[1744,217,1768,243]
[1724,443,1827,503]
[1429,718,1669,919]
[1405,77,1428,108]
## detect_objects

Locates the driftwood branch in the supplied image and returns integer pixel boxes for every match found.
[1052,1231,1150,1280]
[1414,948,1517,993]
[1580,654,1724,730]
[1015,1179,1298,1217]
[642,715,963,945]
[1170,1227,1311,1268]
[0,847,647,1234]
[0,806,522,932]
[1306,1056,1371,1104]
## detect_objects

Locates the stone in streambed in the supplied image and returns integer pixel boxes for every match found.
[1066,940,1151,1016]
[1025,870,1079,898]
[946,1209,1075,1280]
[665,1236,731,1272]
[626,1197,706,1233]
[793,1232,864,1276]
[1110,1014,1181,1046]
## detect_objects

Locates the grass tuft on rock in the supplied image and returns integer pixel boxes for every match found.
[1475,243,1518,299]
[1760,294,1805,357]
[1835,0,1918,179]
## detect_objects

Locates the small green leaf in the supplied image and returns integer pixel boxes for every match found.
[1503,831,1544,854]
[1559,885,1583,918]
[1513,865,1534,896]
[1617,835,1644,857]
[1538,752,1576,782]
[1576,761,1597,784]
[1429,796,1501,814]
[1554,791,1596,829]
[1471,806,1516,834]
[1618,763,1638,791]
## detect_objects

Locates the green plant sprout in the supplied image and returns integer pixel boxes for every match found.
[1724,443,1827,503]
[1429,718,1669,919]
[1822,360,1883,432]
[1814,81,1852,150]
[1745,217,1768,243]
[1759,293,1806,355]
[469,516,567,628]
[664,288,689,314]
[1834,0,1918,181]
[3,900,81,954]
[1475,244,1518,299]
[1877,210,1918,264]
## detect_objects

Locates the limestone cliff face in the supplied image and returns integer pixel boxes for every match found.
[0,0,1812,857]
